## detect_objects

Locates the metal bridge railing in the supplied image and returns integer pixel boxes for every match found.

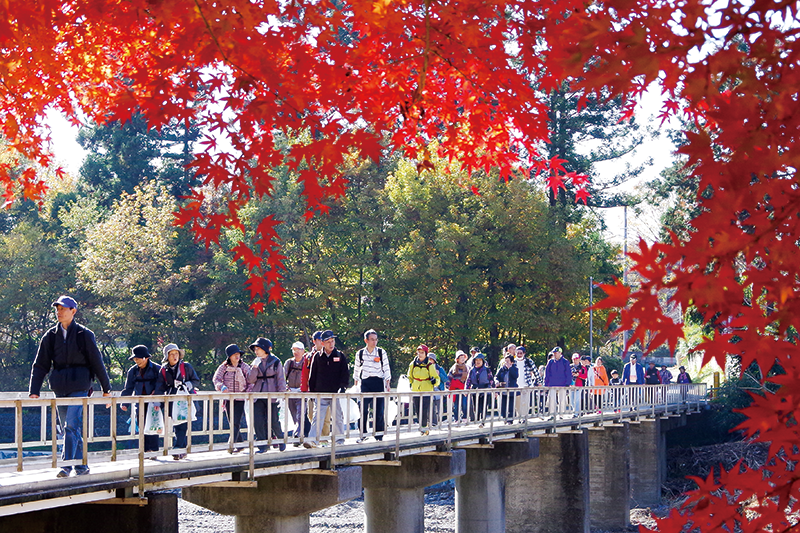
[0,383,706,480]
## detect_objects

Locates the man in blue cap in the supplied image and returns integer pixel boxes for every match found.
[29,295,112,478]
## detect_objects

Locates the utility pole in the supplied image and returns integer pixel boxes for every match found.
[589,276,594,358]
[622,205,629,354]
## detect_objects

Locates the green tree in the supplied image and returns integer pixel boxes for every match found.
[77,113,200,205]
[381,158,617,368]
[77,182,181,346]
[0,220,76,390]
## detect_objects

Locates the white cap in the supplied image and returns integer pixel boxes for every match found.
[291,341,305,351]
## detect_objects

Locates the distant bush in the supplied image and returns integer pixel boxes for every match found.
[666,368,759,447]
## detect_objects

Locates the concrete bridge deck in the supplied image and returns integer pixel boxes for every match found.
[0,384,706,533]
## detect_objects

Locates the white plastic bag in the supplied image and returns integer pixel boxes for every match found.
[172,386,197,425]
[143,403,164,435]
[338,397,361,424]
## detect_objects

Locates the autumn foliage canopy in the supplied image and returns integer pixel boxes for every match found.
[1,0,799,529]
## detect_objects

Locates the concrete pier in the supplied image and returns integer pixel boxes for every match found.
[182,467,362,533]
[588,424,630,530]
[0,492,177,533]
[629,419,663,508]
[506,430,590,533]
[455,438,539,533]
[361,450,466,533]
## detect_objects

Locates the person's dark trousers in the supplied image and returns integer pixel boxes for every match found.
[412,395,431,429]
[360,377,385,440]
[173,422,188,449]
[224,400,245,443]
[303,408,312,437]
[254,399,285,451]
[452,392,468,421]
[56,390,89,474]
[500,390,517,420]
[144,434,159,452]
[474,387,490,422]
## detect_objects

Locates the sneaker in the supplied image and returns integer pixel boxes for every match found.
[420,430,430,436]
[56,469,70,478]
[302,441,317,449]
[355,437,367,444]
[75,468,90,476]
[335,440,345,445]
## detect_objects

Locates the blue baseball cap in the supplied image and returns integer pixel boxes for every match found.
[52,295,77,309]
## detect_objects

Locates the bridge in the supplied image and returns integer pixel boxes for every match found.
[0,383,706,533]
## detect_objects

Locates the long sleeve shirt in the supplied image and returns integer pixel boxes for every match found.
[213,361,251,392]
[121,361,161,397]
[544,357,572,387]
[308,348,350,393]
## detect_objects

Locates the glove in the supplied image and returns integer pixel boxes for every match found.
[184,381,193,390]
[430,377,437,384]
[174,380,183,388]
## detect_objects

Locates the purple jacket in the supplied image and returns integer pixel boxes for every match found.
[544,357,572,387]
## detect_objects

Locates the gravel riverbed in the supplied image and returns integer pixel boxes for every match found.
[178,483,665,533]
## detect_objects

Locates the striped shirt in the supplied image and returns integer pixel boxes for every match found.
[353,346,391,381]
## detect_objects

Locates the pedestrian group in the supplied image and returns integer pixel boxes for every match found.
[28,295,693,478]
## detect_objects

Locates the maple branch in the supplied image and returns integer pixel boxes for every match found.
[190,0,302,119]
[419,0,431,97]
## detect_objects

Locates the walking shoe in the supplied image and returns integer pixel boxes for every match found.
[355,437,367,443]
[420,430,430,436]
[56,468,70,478]
[303,441,317,449]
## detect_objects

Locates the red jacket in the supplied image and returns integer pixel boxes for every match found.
[300,351,315,392]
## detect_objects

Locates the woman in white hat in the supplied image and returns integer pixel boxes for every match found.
[155,343,200,459]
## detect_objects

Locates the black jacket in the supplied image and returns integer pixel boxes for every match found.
[121,361,161,397]
[155,361,200,395]
[29,321,111,397]
[308,348,350,393]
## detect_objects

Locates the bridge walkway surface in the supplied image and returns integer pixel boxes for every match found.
[0,384,706,533]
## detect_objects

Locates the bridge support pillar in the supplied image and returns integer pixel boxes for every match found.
[506,429,590,533]
[629,419,664,508]
[455,438,539,533]
[588,423,630,530]
[182,466,361,533]
[361,450,466,533]
[0,491,177,533]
